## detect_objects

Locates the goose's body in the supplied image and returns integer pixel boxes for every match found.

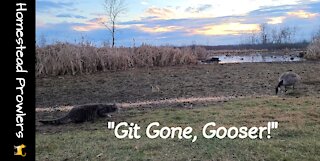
[276,72,301,94]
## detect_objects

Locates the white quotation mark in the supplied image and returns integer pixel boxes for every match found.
[108,122,115,129]
[267,122,278,139]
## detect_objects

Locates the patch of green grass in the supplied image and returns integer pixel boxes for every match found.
[36,96,320,161]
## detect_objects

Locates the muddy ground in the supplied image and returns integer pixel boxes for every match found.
[36,61,320,108]
[36,61,320,132]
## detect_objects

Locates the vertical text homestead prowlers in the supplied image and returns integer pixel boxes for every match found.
[16,3,28,139]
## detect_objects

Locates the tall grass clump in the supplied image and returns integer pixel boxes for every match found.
[193,46,209,61]
[36,43,202,77]
[133,45,197,67]
[305,38,320,60]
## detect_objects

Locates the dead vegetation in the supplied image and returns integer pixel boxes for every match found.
[305,38,320,60]
[36,43,206,77]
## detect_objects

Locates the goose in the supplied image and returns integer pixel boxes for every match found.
[275,72,301,94]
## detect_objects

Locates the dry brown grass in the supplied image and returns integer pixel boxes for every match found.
[305,38,320,60]
[36,43,202,77]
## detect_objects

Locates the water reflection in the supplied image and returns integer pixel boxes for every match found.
[208,54,304,64]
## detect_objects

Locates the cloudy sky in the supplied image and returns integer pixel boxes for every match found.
[36,0,320,46]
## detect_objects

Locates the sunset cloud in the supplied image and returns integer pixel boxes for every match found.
[143,6,216,20]
[185,4,212,13]
[137,25,184,33]
[72,18,105,31]
[267,16,286,24]
[36,0,320,46]
[73,23,104,32]
[287,10,318,18]
[56,14,86,19]
[145,7,175,19]
[72,17,133,32]
[192,23,260,36]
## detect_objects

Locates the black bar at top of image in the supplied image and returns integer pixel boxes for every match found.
[7,0,36,160]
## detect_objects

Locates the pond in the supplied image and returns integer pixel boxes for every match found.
[202,53,305,64]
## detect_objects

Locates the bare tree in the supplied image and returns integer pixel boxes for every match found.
[280,27,291,43]
[259,23,268,44]
[270,26,297,44]
[104,0,126,48]
[280,26,296,43]
[39,33,47,47]
[242,30,258,45]
[312,26,320,41]
[271,28,278,44]
[249,30,259,44]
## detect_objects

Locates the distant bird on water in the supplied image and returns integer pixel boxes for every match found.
[276,72,301,94]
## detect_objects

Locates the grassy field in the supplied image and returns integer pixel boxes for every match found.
[36,96,320,161]
[36,60,320,160]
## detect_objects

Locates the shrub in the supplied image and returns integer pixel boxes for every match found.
[305,38,320,60]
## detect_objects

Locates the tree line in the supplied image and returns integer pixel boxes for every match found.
[245,23,299,45]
